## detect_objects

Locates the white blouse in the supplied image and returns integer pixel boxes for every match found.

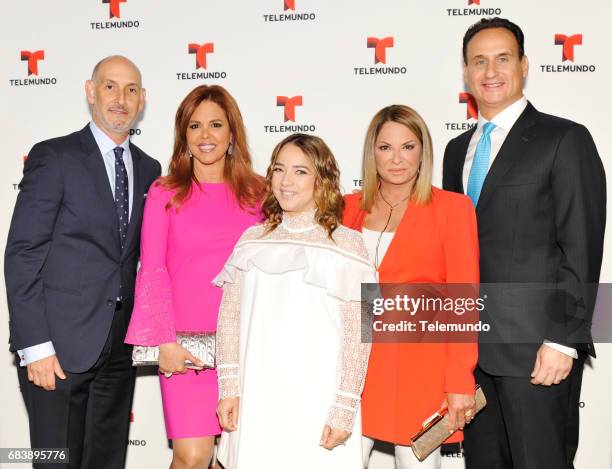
[362,227,395,269]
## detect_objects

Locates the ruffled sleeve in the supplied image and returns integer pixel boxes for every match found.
[125,182,176,346]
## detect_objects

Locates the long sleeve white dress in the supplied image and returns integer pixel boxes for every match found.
[213,209,376,469]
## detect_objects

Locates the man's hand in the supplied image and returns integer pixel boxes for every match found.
[27,354,66,391]
[320,425,351,450]
[217,397,240,432]
[531,344,573,386]
[442,392,476,432]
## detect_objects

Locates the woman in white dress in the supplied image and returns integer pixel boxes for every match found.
[214,133,376,469]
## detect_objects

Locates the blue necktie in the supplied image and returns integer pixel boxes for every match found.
[113,146,129,250]
[466,122,496,207]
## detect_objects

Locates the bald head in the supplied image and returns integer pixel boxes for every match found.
[91,55,142,85]
[86,55,146,144]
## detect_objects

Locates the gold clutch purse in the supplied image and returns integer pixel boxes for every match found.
[410,386,487,461]
[131,332,216,369]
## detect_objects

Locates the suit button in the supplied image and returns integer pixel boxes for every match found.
[107,299,114,307]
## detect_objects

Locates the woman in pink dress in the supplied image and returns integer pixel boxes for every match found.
[125,85,264,468]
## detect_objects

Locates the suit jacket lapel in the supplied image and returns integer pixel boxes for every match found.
[79,126,121,253]
[476,103,538,211]
[123,143,144,258]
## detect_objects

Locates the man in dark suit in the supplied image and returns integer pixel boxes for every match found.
[5,55,161,468]
[443,18,606,469]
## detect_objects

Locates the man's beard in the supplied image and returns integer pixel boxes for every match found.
[94,106,134,134]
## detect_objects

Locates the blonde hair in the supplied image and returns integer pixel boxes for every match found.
[262,133,344,238]
[361,105,433,211]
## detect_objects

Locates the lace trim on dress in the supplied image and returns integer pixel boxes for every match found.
[324,299,371,432]
[280,208,318,232]
[239,222,370,262]
[124,265,175,346]
[216,270,242,399]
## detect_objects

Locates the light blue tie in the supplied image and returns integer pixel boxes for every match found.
[467,122,496,206]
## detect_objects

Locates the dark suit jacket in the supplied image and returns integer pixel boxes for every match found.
[5,125,161,373]
[443,102,606,376]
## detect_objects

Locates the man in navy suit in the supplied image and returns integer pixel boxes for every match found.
[5,55,161,468]
[443,18,605,469]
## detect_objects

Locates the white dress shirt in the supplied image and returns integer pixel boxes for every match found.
[89,121,134,218]
[462,96,577,359]
[18,122,134,366]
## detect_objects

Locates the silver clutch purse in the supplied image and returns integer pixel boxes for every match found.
[132,331,216,369]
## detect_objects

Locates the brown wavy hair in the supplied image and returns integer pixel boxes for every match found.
[158,85,264,210]
[262,133,344,238]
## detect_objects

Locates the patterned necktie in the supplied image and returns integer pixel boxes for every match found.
[466,122,496,207]
[113,146,129,250]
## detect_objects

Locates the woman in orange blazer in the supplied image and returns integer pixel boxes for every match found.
[343,105,479,469]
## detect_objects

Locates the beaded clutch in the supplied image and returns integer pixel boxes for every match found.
[131,332,216,369]
[410,386,486,461]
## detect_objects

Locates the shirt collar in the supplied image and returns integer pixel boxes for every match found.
[477,96,528,133]
[280,208,318,232]
[89,121,130,156]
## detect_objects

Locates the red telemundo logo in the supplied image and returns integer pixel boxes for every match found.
[554,34,582,62]
[188,43,215,69]
[459,92,478,120]
[277,96,302,122]
[367,37,394,64]
[284,0,295,10]
[102,0,126,18]
[20,50,44,76]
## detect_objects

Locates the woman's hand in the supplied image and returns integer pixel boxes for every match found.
[158,342,203,376]
[217,397,240,432]
[320,424,351,450]
[441,392,477,433]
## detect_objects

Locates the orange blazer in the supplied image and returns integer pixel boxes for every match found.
[343,187,479,445]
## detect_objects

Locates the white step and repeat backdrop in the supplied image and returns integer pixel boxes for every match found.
[1,1,611,468]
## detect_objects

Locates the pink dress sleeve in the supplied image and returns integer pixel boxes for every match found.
[125,182,176,346]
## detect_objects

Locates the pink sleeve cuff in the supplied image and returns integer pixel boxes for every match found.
[125,265,176,346]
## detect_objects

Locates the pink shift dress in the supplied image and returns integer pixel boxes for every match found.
[125,180,262,439]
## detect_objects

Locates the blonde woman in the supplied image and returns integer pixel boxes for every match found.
[343,105,479,468]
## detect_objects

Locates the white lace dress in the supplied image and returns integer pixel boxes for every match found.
[213,210,376,469]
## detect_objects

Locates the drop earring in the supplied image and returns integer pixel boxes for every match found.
[227,142,233,157]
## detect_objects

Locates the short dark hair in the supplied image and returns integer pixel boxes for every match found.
[463,17,525,64]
